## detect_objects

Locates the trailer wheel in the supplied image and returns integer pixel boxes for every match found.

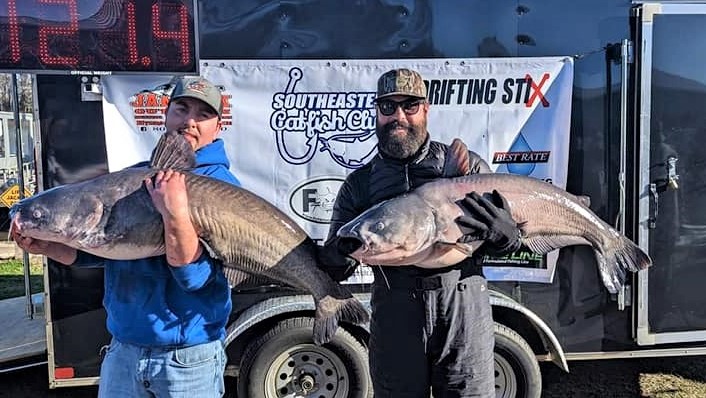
[237,317,372,398]
[494,323,542,398]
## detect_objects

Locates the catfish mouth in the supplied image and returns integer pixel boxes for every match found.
[11,215,57,242]
[337,235,408,264]
[10,214,35,237]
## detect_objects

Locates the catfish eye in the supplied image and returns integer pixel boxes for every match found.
[32,209,42,219]
[373,221,385,232]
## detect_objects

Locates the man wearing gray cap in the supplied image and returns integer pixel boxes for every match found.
[319,68,521,397]
[12,76,240,397]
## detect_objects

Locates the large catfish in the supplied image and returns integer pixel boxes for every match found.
[336,139,651,294]
[10,131,368,345]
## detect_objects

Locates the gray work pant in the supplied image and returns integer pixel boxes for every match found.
[369,269,495,398]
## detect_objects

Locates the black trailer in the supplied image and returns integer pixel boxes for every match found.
[3,1,706,397]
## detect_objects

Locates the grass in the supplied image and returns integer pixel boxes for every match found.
[0,258,43,300]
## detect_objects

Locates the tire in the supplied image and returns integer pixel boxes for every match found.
[494,323,542,398]
[237,317,372,398]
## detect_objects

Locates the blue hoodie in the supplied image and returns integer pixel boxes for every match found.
[77,138,240,347]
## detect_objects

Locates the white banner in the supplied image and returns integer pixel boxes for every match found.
[101,57,574,283]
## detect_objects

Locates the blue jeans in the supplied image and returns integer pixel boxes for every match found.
[98,338,226,398]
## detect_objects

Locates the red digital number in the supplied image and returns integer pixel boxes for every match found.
[38,0,79,66]
[152,3,191,65]
[5,0,20,62]
[126,0,139,65]
[1,0,195,72]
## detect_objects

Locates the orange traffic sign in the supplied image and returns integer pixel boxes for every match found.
[0,184,32,208]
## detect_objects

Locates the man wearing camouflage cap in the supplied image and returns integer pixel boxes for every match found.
[319,68,521,397]
[13,76,240,397]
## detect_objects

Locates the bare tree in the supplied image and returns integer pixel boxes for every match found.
[0,74,10,111]
[0,73,34,112]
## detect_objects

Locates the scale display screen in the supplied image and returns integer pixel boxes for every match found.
[0,0,198,74]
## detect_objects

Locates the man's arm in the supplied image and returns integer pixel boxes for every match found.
[145,169,203,266]
[145,169,222,291]
[318,180,362,282]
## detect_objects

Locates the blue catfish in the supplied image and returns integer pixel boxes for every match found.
[336,139,651,294]
[10,131,368,345]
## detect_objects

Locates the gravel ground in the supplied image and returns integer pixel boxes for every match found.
[2,356,706,397]
[541,356,706,397]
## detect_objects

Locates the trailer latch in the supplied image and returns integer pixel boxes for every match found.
[648,183,658,229]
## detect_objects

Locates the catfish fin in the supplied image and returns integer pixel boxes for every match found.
[149,130,196,170]
[522,235,592,255]
[597,236,652,294]
[436,237,484,257]
[313,296,370,345]
[451,240,484,256]
[443,138,471,177]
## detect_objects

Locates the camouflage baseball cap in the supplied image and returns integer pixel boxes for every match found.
[170,77,224,118]
[376,68,427,100]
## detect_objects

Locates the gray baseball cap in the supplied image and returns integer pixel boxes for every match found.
[170,77,224,118]
[376,68,427,100]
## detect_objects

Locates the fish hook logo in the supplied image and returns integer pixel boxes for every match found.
[270,67,379,169]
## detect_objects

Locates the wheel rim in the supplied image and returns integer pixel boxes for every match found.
[494,353,518,398]
[263,343,350,398]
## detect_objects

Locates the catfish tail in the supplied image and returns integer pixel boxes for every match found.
[595,236,652,294]
[312,295,369,345]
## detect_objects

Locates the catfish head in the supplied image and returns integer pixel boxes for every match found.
[336,193,439,265]
[10,186,105,247]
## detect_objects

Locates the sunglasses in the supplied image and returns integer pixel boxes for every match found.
[376,99,424,116]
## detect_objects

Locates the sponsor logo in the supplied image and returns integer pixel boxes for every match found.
[423,72,551,107]
[270,67,378,169]
[289,177,344,224]
[128,80,232,134]
[493,151,550,164]
[492,133,550,176]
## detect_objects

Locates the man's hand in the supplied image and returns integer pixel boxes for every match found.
[10,228,77,265]
[145,170,190,221]
[12,232,52,255]
[455,190,522,254]
[316,243,359,282]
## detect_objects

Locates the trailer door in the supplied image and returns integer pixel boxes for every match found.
[636,2,706,345]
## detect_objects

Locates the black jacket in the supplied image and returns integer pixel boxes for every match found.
[319,135,490,281]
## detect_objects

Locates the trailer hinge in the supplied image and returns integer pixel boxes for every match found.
[607,40,633,65]
[617,284,632,310]
[624,40,634,64]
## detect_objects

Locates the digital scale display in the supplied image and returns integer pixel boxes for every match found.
[0,0,198,74]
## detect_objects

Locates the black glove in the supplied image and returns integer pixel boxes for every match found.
[455,190,522,255]
[316,243,359,282]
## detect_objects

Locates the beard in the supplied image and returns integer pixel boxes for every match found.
[376,120,427,159]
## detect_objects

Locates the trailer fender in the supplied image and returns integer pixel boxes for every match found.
[223,291,567,372]
[490,290,569,372]
[223,293,371,347]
